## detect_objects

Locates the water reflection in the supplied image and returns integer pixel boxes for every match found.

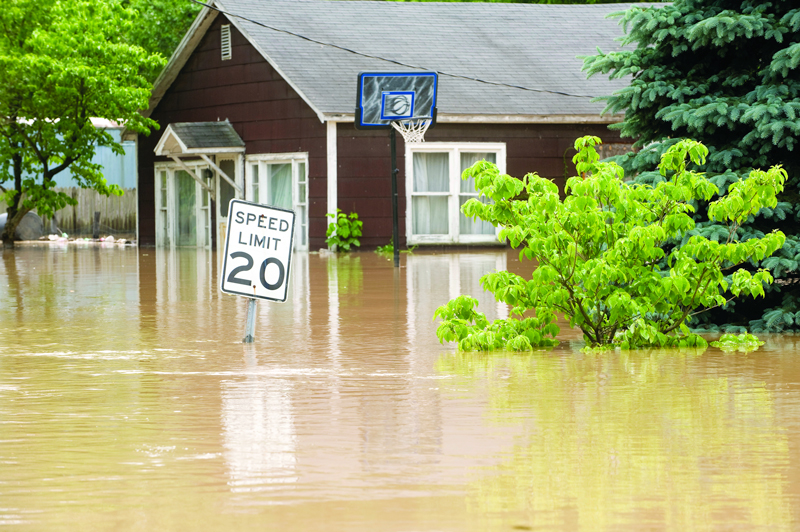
[438,349,793,530]
[1,245,800,531]
[222,350,297,493]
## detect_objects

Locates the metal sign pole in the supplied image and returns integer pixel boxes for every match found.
[389,127,400,268]
[243,297,257,343]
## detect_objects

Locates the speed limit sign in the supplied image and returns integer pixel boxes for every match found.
[220,199,295,302]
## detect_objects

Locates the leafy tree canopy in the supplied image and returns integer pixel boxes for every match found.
[122,0,202,81]
[0,0,164,246]
[583,0,800,332]
[435,137,785,351]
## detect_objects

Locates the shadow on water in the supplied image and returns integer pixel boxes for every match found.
[1,244,799,530]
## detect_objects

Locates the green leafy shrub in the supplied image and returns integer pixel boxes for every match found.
[710,333,765,353]
[375,239,416,257]
[434,136,786,351]
[325,209,362,251]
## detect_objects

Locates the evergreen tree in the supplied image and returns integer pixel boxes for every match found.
[584,0,800,332]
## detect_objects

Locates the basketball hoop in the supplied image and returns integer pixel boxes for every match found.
[390,117,431,143]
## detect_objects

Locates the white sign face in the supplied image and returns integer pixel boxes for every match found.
[220,199,295,302]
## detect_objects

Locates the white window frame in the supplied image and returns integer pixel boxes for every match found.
[154,161,213,249]
[245,152,309,251]
[405,142,506,245]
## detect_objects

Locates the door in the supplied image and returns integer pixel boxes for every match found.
[154,162,212,249]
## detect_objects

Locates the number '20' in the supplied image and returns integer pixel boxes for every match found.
[227,251,285,290]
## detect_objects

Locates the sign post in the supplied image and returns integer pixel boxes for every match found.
[220,199,295,343]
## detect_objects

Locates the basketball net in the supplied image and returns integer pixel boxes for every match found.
[391,117,431,143]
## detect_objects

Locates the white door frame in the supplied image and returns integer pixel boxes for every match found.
[154,160,213,249]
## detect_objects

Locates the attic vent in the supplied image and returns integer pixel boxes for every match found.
[221,24,232,61]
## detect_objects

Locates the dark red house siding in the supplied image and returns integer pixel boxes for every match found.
[137,16,328,248]
[336,122,627,249]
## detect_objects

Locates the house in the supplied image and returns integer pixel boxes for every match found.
[135,0,635,251]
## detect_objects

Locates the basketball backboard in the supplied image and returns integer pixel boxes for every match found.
[355,72,438,129]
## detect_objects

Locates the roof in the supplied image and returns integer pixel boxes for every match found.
[154,121,245,156]
[150,0,639,124]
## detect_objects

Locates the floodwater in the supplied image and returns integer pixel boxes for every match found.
[2,245,800,531]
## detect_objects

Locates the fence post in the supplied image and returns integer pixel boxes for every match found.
[92,211,100,239]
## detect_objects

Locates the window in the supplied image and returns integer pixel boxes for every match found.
[246,153,309,251]
[406,142,506,245]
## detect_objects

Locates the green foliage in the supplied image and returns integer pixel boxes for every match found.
[710,332,764,352]
[375,239,417,256]
[122,0,202,81]
[376,242,394,255]
[325,209,363,251]
[583,0,800,331]
[0,0,163,244]
[434,295,559,351]
[434,137,784,350]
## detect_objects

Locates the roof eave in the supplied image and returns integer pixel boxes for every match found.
[322,113,624,125]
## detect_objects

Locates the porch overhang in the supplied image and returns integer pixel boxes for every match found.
[154,121,245,196]
[154,121,245,156]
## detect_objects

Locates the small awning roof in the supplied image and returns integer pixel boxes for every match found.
[154,121,245,156]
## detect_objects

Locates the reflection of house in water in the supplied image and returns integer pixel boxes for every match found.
[140,247,519,495]
[222,372,298,492]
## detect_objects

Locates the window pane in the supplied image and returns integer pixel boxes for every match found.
[298,161,307,202]
[413,152,449,192]
[460,152,496,193]
[218,160,236,217]
[175,170,197,247]
[268,163,292,210]
[160,171,168,209]
[459,195,495,235]
[251,164,259,204]
[412,196,448,234]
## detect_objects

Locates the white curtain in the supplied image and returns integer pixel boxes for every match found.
[268,163,293,210]
[175,170,197,246]
[412,153,449,234]
[459,152,496,235]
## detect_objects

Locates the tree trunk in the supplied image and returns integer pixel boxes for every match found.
[2,207,32,248]
[2,149,25,249]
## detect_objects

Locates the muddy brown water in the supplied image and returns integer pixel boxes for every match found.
[2,244,800,531]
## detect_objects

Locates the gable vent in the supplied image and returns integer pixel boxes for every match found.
[220,24,232,61]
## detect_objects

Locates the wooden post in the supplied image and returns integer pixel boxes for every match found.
[92,211,100,239]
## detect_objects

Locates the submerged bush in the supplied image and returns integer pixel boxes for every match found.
[434,136,786,350]
[325,209,362,251]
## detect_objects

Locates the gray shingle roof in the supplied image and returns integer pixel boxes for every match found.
[153,0,640,121]
[215,0,635,118]
[170,121,245,149]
